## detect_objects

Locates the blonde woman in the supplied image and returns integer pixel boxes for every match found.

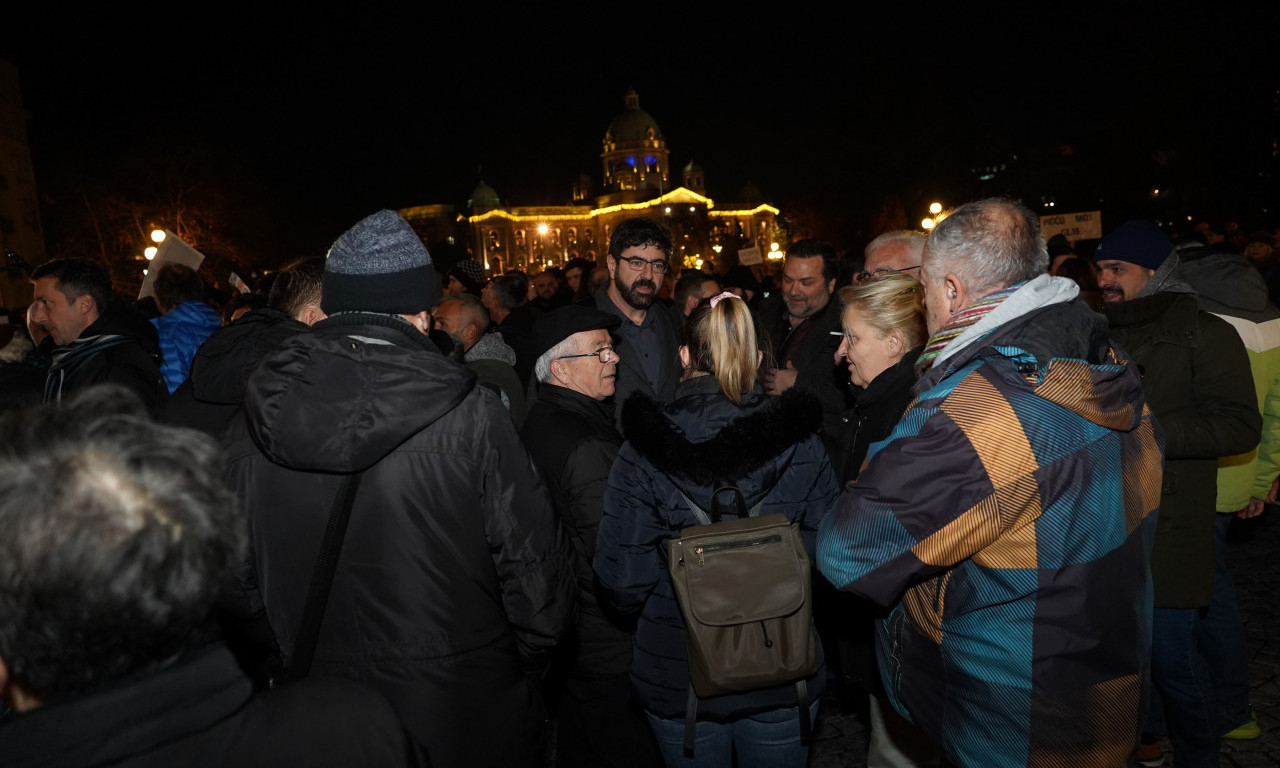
[833,271,927,484]
[595,293,838,767]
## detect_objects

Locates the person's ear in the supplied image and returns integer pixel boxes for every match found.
[888,331,904,356]
[678,345,692,369]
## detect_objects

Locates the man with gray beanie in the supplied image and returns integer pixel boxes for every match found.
[1097,219,1260,767]
[224,209,575,767]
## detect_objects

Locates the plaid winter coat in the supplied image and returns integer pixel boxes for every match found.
[818,298,1163,768]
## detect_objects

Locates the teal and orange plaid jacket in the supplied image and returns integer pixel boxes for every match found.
[818,300,1163,768]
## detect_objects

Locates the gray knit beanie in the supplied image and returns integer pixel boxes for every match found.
[322,210,440,314]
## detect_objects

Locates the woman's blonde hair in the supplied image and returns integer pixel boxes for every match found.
[684,295,758,403]
[837,272,927,350]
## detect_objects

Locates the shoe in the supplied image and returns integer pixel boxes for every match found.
[1134,739,1165,766]
[1224,713,1260,740]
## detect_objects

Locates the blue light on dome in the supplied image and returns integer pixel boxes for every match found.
[625,157,637,167]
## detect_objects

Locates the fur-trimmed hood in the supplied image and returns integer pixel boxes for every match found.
[621,378,824,501]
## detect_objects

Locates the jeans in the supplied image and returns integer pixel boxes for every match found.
[1198,512,1253,729]
[1150,607,1221,767]
[645,701,820,768]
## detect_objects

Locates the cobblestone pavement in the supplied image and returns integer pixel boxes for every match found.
[807,512,1280,767]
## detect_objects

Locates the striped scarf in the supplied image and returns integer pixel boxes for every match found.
[916,283,1023,373]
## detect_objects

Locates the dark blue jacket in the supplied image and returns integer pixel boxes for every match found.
[595,377,837,720]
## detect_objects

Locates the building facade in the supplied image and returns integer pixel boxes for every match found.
[400,91,780,276]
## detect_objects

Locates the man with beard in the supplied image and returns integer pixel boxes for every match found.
[1096,220,1260,767]
[594,218,681,415]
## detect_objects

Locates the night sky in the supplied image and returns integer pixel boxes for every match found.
[5,7,1278,265]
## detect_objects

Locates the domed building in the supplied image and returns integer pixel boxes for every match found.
[400,91,780,277]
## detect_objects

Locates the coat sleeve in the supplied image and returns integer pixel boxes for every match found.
[594,443,668,617]
[780,435,839,555]
[561,438,620,567]
[1161,313,1261,460]
[479,397,576,672]
[816,372,1042,607]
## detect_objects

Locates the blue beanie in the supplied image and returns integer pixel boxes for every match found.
[1094,220,1172,271]
[322,210,440,314]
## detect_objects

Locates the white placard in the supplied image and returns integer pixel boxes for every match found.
[137,231,206,299]
[738,245,762,266]
[1040,210,1102,242]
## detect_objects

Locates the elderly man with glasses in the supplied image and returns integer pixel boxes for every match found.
[856,229,926,283]
[593,217,683,422]
[521,305,662,767]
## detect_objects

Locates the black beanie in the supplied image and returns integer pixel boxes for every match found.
[322,210,440,314]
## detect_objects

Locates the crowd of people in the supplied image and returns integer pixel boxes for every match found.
[0,201,1276,767]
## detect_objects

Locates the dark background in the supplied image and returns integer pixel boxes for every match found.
[5,5,1278,269]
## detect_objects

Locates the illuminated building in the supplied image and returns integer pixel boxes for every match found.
[400,90,780,275]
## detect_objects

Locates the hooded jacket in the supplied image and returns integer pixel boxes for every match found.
[165,307,308,438]
[223,312,575,768]
[818,285,1164,768]
[1178,246,1280,511]
[594,378,838,721]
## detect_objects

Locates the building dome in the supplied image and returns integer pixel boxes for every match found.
[683,160,703,174]
[604,90,663,145]
[469,180,500,209]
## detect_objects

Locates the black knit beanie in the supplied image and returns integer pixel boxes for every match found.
[322,210,440,314]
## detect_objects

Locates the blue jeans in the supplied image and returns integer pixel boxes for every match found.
[645,702,819,768]
[1150,607,1220,767]
[1198,512,1253,729]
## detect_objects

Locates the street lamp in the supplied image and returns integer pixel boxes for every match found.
[144,247,157,260]
[922,218,936,230]
[151,230,166,243]
[928,202,942,216]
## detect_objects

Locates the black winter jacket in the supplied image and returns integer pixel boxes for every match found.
[835,346,923,485]
[165,307,308,438]
[0,644,421,768]
[594,377,838,720]
[224,312,575,767]
[521,385,632,678]
[45,299,166,410]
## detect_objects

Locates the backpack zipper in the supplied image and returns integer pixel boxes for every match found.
[693,534,783,565]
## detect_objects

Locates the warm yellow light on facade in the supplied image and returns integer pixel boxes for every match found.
[144,247,157,260]
[150,230,166,243]
[712,244,723,253]
[770,242,779,251]
[537,223,549,235]
[928,202,942,215]
[922,218,935,230]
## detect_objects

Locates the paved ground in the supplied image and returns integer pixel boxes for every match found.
[807,512,1280,767]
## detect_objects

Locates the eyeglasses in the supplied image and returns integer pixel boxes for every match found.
[619,256,669,274]
[854,264,921,283]
[558,347,617,364]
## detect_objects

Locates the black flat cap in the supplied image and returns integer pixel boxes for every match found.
[533,305,621,360]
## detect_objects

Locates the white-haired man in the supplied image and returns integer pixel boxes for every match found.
[818,198,1164,767]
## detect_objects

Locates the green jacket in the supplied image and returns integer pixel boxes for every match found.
[1104,288,1261,607]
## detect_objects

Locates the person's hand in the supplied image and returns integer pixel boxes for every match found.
[1240,497,1266,519]
[764,361,798,395]
[1268,478,1279,505]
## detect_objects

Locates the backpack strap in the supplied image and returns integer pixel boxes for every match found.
[679,485,765,525]
[684,685,698,756]
[275,471,364,686]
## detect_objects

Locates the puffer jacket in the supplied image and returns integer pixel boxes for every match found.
[594,377,838,721]
[223,312,575,768]
[818,297,1164,768]
[152,300,222,393]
